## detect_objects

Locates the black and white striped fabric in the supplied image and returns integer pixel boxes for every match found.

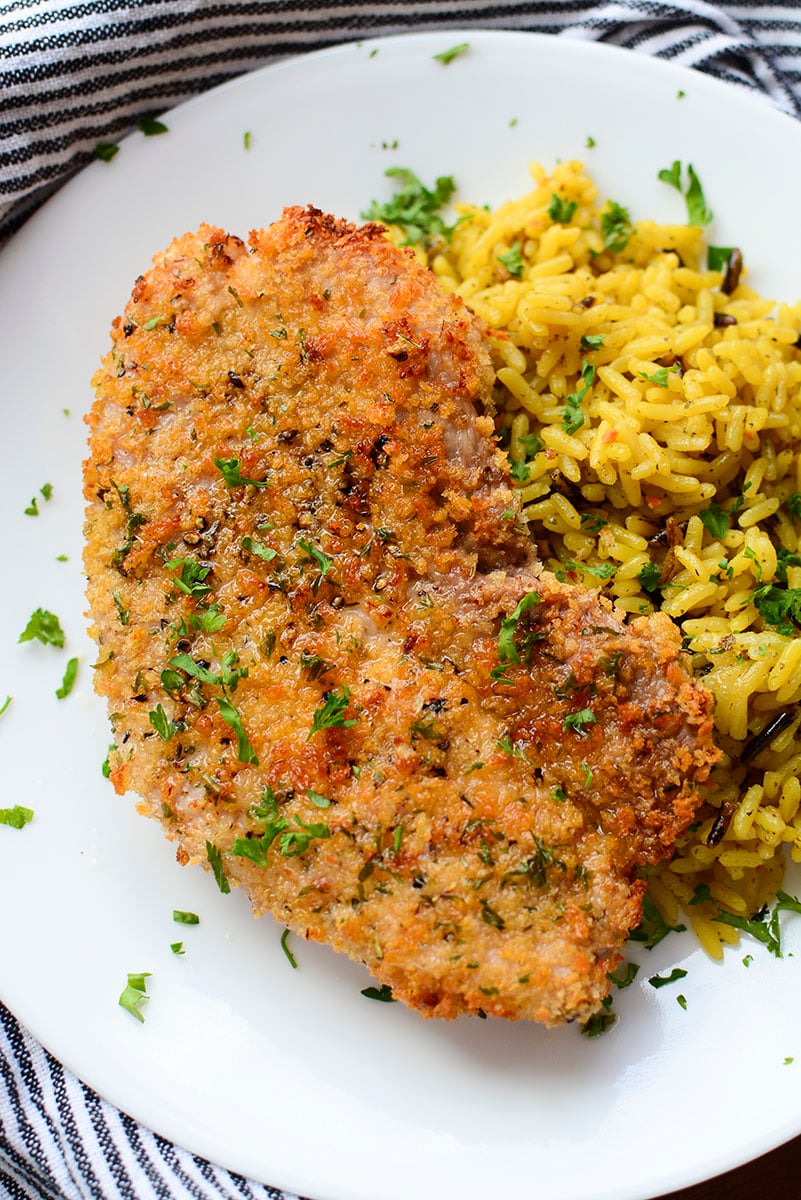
[2,2,801,1197]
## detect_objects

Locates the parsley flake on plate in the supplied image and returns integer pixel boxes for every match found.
[118,972,151,1022]
[361,167,458,246]
[648,967,688,989]
[18,608,65,648]
[55,657,79,699]
[432,42,469,65]
[205,840,230,894]
[0,805,34,829]
[361,984,395,1001]
[173,910,199,925]
[139,116,168,136]
[94,141,119,162]
[280,928,298,969]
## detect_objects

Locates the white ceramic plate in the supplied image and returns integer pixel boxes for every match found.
[2,30,801,1200]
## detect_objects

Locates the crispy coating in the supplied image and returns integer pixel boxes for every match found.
[84,208,718,1026]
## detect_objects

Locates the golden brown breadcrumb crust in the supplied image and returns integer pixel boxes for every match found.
[84,207,718,1026]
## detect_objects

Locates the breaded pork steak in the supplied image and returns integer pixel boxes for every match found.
[84,208,718,1026]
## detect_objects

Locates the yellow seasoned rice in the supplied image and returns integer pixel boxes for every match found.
[427,160,801,959]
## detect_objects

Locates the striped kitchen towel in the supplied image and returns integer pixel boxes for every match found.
[2,2,801,1198]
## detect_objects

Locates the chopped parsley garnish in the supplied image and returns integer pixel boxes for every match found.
[699,501,730,540]
[562,362,595,434]
[101,744,116,778]
[18,608,65,648]
[496,734,530,762]
[600,200,634,253]
[752,585,801,635]
[776,548,801,585]
[55,657,79,699]
[231,819,287,867]
[205,840,230,893]
[506,837,566,889]
[170,942,185,955]
[243,130,251,150]
[689,883,712,906]
[0,696,11,718]
[581,1011,616,1037]
[580,334,604,350]
[497,590,541,666]
[297,537,333,592]
[279,818,331,857]
[509,459,531,484]
[519,430,542,457]
[171,650,247,693]
[361,984,395,1001]
[630,894,686,949]
[676,994,688,1010]
[786,492,801,523]
[637,561,663,594]
[714,890,801,957]
[585,135,596,149]
[241,536,277,561]
[648,967,688,989]
[308,686,358,739]
[95,141,119,162]
[562,708,596,735]
[213,457,268,488]
[306,788,330,809]
[497,242,524,277]
[281,928,298,968]
[480,898,506,930]
[548,194,577,224]
[433,42,469,65]
[24,484,52,516]
[165,556,212,599]
[173,910,199,925]
[139,116,168,136]
[148,703,178,742]
[189,604,226,633]
[0,806,34,829]
[361,167,458,246]
[556,559,615,582]
[217,697,259,764]
[657,160,682,191]
[639,364,679,388]
[607,962,639,989]
[112,590,130,626]
[118,972,151,1022]
[707,245,734,272]
[657,160,713,226]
